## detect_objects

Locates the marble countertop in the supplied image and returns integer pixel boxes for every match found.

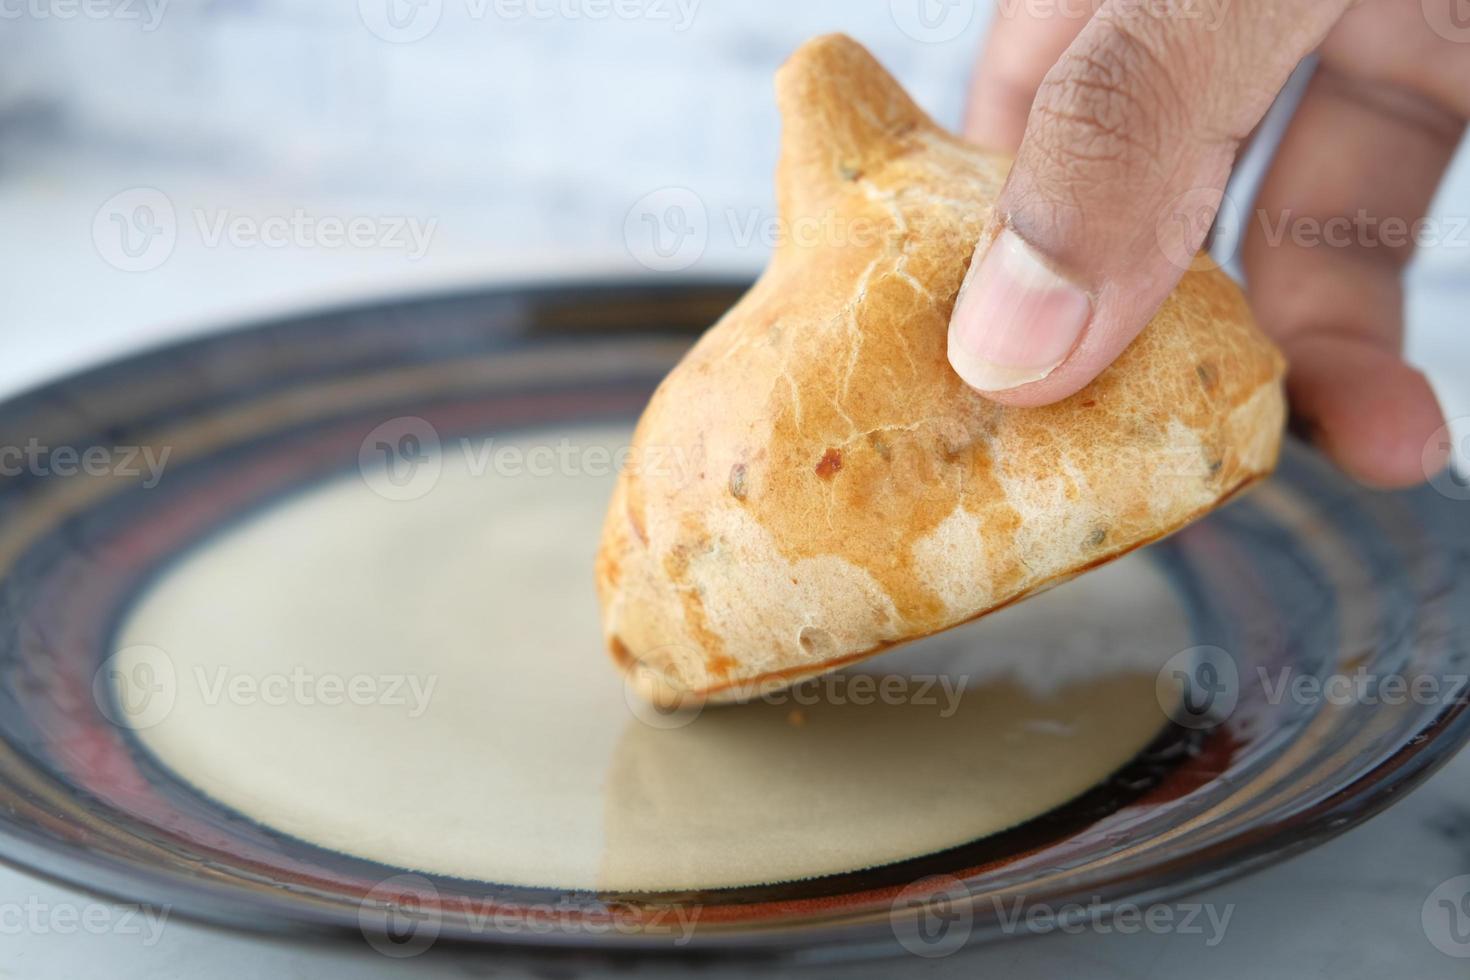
[1,3,1468,977]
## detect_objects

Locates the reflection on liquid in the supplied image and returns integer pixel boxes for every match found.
[600,669,1165,891]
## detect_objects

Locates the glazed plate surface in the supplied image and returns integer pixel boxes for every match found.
[0,281,1466,960]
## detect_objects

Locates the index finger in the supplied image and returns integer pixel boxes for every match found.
[948,0,1354,403]
[965,3,1092,152]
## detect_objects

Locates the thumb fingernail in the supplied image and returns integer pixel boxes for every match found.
[948,227,1092,393]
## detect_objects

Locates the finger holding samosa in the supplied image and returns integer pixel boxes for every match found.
[596,35,1285,706]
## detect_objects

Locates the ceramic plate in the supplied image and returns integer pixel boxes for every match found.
[0,281,1466,962]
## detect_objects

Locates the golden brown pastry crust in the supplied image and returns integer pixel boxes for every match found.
[596,34,1286,705]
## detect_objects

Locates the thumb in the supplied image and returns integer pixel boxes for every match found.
[948,0,1346,405]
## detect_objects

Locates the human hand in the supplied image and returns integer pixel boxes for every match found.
[948,0,1466,488]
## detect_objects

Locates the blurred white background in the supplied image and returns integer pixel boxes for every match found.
[0,0,1467,415]
[0,1,976,394]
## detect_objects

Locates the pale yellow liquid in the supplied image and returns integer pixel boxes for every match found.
[113,426,1188,891]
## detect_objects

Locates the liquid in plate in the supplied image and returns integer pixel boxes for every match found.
[112,425,1191,891]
